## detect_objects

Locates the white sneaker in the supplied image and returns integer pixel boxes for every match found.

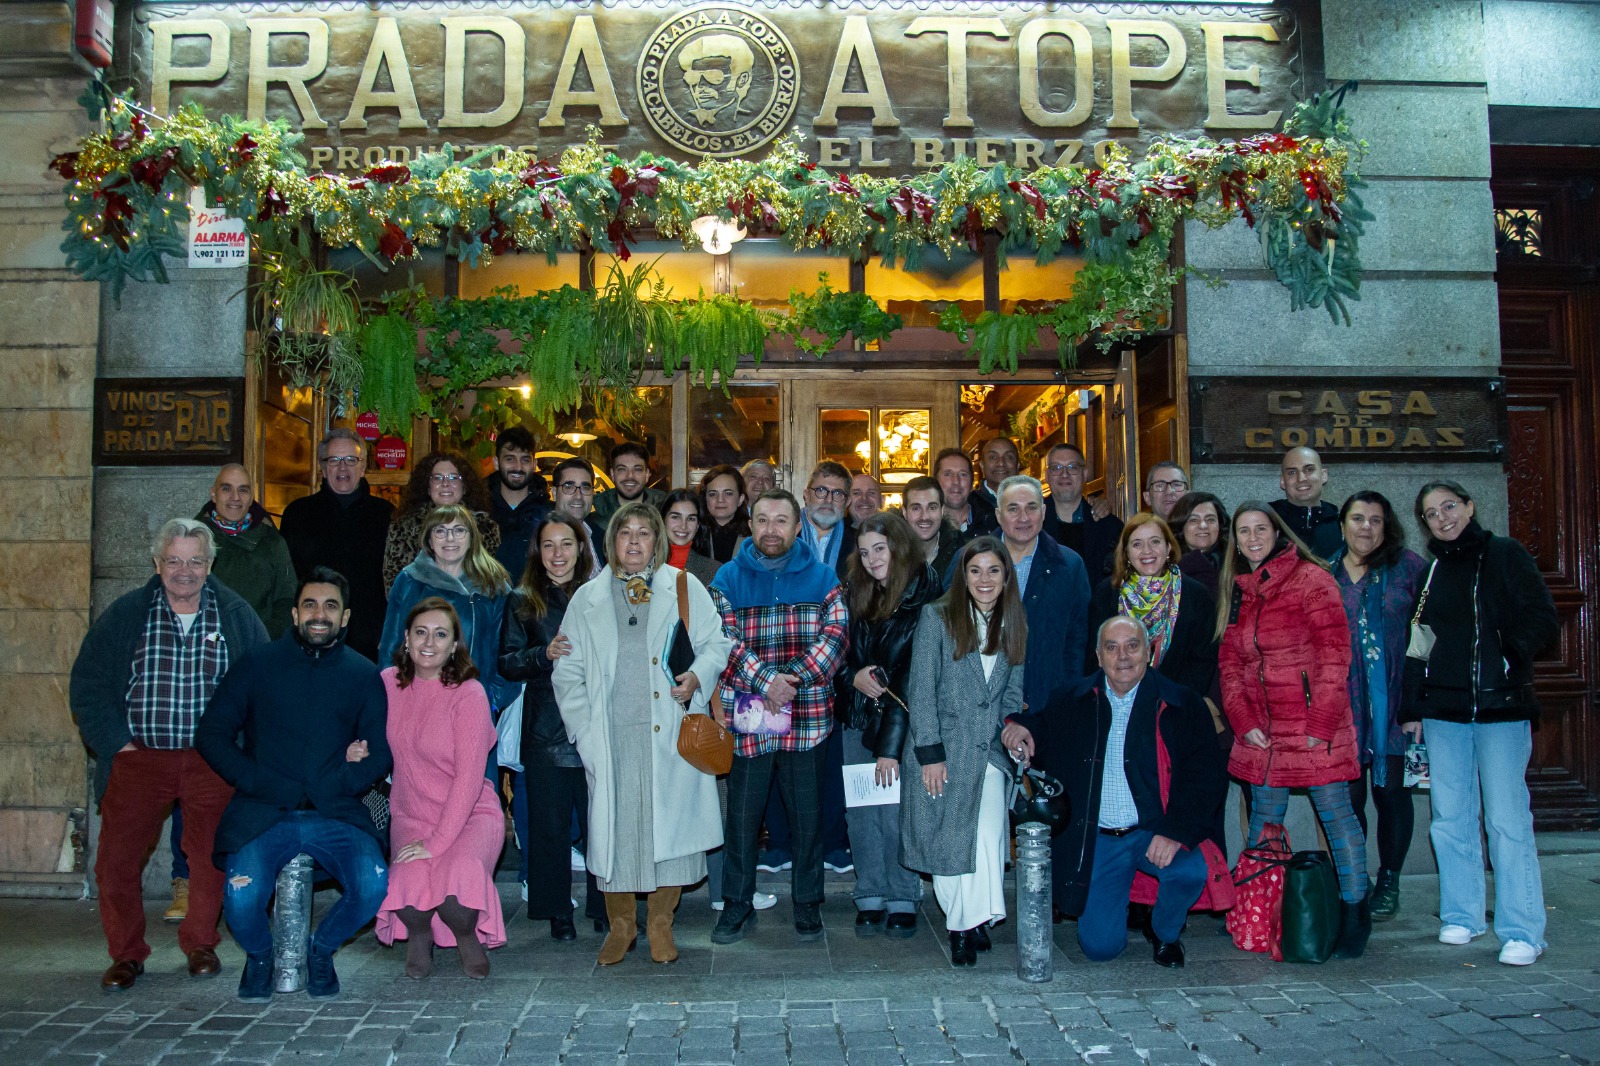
[712,891,778,912]
[1499,940,1543,966]
[570,848,586,872]
[1439,924,1480,945]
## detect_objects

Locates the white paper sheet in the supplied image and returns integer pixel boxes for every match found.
[842,762,901,808]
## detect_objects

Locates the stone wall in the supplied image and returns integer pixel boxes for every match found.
[0,1,98,895]
[1187,1,1503,874]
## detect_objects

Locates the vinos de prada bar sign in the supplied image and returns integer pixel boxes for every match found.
[136,1,1303,172]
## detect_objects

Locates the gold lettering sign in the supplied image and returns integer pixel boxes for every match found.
[137,2,1301,169]
[1190,377,1507,464]
[93,378,246,466]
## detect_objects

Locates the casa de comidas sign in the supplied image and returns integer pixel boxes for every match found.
[138,1,1303,171]
[1189,377,1508,464]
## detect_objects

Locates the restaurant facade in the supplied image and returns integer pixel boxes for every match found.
[0,0,1596,894]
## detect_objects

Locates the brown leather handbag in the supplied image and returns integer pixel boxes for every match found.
[672,570,734,775]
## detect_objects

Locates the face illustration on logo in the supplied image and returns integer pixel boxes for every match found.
[678,34,755,127]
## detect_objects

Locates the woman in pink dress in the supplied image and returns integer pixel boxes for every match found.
[376,597,506,979]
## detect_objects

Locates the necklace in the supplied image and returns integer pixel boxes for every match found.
[620,573,652,625]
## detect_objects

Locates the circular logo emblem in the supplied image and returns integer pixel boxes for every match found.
[636,4,800,159]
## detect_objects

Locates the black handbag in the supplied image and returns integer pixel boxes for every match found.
[1278,849,1341,963]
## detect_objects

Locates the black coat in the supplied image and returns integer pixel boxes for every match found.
[1011,670,1226,915]
[1085,575,1219,699]
[927,521,975,594]
[1043,497,1123,582]
[1270,499,1344,561]
[1403,521,1558,725]
[834,564,938,759]
[487,472,550,583]
[194,631,392,861]
[280,481,395,661]
[498,584,583,768]
[956,492,999,537]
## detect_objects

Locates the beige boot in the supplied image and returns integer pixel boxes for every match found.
[597,892,638,966]
[646,886,682,964]
[163,878,189,923]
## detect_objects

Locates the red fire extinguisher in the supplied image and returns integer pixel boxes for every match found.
[75,0,115,68]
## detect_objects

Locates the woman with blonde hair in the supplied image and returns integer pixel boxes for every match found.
[553,502,732,965]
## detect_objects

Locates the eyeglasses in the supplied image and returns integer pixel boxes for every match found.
[558,481,594,496]
[431,526,471,540]
[683,67,728,87]
[1047,462,1086,475]
[1148,479,1189,493]
[810,487,848,502]
[322,456,361,467]
[160,556,209,569]
[1422,499,1462,523]
[430,473,463,483]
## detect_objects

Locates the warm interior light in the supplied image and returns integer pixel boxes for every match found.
[690,215,747,255]
[558,431,597,447]
[518,384,532,400]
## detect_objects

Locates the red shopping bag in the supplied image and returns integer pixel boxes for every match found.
[1228,823,1291,959]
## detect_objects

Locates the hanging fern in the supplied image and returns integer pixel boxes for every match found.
[358,312,420,436]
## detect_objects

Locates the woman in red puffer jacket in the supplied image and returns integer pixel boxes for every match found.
[1217,501,1370,957]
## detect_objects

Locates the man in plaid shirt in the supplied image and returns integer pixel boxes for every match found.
[71,519,269,992]
[709,489,849,944]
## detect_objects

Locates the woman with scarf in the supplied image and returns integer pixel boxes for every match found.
[1086,514,1218,699]
[553,502,732,966]
[1331,491,1428,922]
[1402,481,1557,967]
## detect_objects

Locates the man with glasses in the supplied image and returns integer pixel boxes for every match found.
[1270,446,1344,559]
[932,448,997,536]
[1042,442,1123,581]
[281,428,395,661]
[798,460,857,580]
[550,457,605,575]
[70,519,270,992]
[1142,462,1191,523]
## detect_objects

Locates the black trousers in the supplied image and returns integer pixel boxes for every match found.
[725,742,828,907]
[1348,755,1415,872]
[524,763,603,921]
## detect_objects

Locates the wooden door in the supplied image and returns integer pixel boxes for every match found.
[787,374,957,499]
[1493,147,1600,828]
[1105,351,1142,519]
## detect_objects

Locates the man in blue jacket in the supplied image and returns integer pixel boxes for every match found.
[196,568,392,1002]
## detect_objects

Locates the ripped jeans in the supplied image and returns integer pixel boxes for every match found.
[222,812,389,958]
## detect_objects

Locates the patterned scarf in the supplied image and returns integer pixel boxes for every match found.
[1118,569,1182,666]
[211,512,253,536]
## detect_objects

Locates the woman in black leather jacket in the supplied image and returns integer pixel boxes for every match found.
[835,510,937,939]
[498,514,603,941]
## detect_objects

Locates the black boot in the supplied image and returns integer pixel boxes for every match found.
[1370,869,1400,922]
[1332,894,1372,959]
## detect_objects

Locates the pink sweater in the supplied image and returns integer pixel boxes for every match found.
[380,669,495,857]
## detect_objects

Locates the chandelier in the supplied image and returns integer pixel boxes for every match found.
[856,410,931,485]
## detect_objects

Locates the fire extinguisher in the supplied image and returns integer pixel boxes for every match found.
[74,0,115,68]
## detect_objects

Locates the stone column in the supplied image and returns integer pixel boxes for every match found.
[0,1,98,896]
[1183,2,1500,874]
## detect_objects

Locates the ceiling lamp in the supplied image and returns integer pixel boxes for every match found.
[691,215,747,255]
[557,431,597,448]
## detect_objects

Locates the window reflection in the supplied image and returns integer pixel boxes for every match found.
[690,384,780,476]
[460,252,580,298]
[998,256,1083,314]
[864,247,983,327]
[596,242,716,298]
[729,240,850,311]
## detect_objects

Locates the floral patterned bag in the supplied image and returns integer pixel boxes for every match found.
[1228,822,1292,957]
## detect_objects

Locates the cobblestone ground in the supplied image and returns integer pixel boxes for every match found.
[1,843,1596,1065]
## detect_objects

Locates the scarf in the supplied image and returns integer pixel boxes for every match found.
[1118,569,1182,666]
[1353,566,1392,783]
[211,512,254,535]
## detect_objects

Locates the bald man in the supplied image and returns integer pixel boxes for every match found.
[197,465,298,638]
[1269,447,1343,559]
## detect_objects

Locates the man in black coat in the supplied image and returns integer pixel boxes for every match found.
[487,426,550,580]
[1270,446,1343,559]
[1005,615,1226,968]
[280,429,395,662]
[195,568,392,1002]
[1041,442,1123,581]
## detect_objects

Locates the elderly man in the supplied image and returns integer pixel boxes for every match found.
[1041,442,1123,581]
[710,490,849,944]
[280,429,394,662]
[1005,615,1228,967]
[1271,446,1343,558]
[198,465,297,638]
[196,567,392,1001]
[798,460,856,580]
[973,436,1020,509]
[847,472,883,527]
[70,519,270,991]
[1141,461,1190,522]
[932,448,997,535]
[592,441,666,524]
[741,459,777,498]
[900,475,970,591]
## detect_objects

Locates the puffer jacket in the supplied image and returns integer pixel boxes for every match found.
[498,582,583,769]
[1219,547,1358,787]
[1402,520,1558,725]
[834,563,937,759]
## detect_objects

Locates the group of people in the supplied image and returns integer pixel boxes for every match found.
[69,426,1559,1000]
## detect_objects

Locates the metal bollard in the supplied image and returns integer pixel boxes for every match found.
[1014,821,1054,983]
[272,853,315,993]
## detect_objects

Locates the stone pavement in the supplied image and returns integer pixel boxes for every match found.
[0,838,1596,1065]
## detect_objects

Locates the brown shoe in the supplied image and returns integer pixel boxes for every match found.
[646,886,681,964]
[164,877,189,923]
[101,960,143,991]
[597,892,637,966]
[187,948,221,977]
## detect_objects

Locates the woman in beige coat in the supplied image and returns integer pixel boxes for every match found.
[552,502,732,965]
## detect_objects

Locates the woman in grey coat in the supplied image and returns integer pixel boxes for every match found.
[900,536,1028,967]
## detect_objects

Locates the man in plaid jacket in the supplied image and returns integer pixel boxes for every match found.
[709,489,849,944]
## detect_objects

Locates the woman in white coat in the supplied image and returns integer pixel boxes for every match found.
[552,501,732,966]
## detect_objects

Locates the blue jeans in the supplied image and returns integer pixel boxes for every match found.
[223,813,389,958]
[1077,829,1207,961]
[1426,719,1546,948]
